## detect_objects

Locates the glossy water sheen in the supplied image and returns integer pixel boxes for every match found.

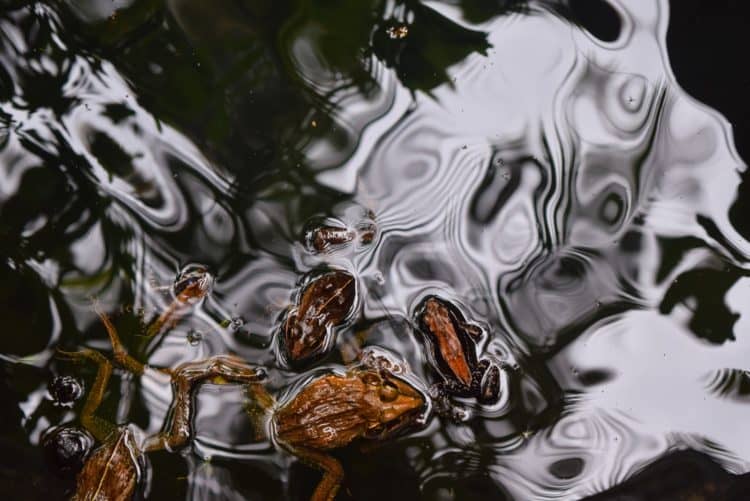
[1,0,749,499]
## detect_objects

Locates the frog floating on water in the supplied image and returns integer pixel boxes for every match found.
[271,363,425,500]
[281,269,357,364]
[57,305,426,501]
[305,214,377,254]
[415,296,502,412]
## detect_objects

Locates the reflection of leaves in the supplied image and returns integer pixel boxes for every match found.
[371,2,490,93]
[38,0,505,234]
[585,450,739,500]
[0,263,55,357]
[703,368,750,401]
[279,0,381,80]
[448,0,528,24]
[659,268,742,345]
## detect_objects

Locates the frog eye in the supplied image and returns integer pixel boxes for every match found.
[361,372,381,386]
[378,382,399,402]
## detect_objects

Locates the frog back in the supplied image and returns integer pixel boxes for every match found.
[274,374,379,450]
[73,428,140,501]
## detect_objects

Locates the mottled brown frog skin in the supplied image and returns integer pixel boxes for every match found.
[143,265,213,342]
[73,428,139,501]
[274,369,425,501]
[282,270,356,363]
[275,370,423,449]
[417,296,500,404]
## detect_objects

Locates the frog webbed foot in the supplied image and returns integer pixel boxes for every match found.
[428,383,471,423]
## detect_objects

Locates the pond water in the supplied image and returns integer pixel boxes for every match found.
[2,0,750,499]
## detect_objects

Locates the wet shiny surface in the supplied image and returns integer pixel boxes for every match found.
[2,0,750,499]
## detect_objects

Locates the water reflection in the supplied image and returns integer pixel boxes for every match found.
[2,0,750,499]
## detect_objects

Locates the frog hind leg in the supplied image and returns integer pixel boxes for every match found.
[243,383,276,441]
[293,447,344,501]
[56,348,117,443]
[144,355,265,452]
[93,302,146,376]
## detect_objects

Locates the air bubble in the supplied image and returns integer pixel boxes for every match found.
[187,330,203,346]
[49,376,83,406]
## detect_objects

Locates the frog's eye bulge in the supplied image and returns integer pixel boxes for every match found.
[360,372,382,386]
[378,382,399,402]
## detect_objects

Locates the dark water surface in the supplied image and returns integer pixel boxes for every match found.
[2,0,750,499]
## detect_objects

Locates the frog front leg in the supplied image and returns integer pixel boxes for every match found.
[144,356,266,452]
[56,348,117,442]
[290,446,345,501]
[93,302,150,376]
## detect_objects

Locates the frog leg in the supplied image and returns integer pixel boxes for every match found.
[245,383,275,441]
[93,303,147,376]
[56,349,117,443]
[143,356,265,452]
[140,296,204,358]
[292,447,345,501]
[475,359,501,404]
[143,299,182,341]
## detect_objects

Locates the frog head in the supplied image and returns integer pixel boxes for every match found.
[356,369,425,440]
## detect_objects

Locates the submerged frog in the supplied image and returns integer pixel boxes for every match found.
[67,306,426,501]
[56,307,265,500]
[304,210,377,254]
[415,296,501,408]
[306,222,376,253]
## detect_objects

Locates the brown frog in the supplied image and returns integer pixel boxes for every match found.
[271,366,425,500]
[66,307,425,501]
[415,296,501,407]
[143,264,213,342]
[56,307,265,501]
[307,223,376,253]
[281,270,356,364]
